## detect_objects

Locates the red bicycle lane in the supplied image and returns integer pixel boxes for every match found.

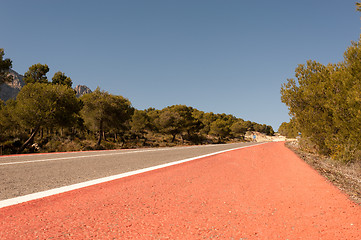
[1,142,360,239]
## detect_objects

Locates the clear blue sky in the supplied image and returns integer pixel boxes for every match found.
[1,0,360,130]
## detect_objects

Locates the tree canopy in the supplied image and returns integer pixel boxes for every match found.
[156,108,182,142]
[15,82,81,151]
[0,48,13,85]
[23,63,49,84]
[80,88,134,146]
[130,110,151,136]
[209,119,230,141]
[278,119,298,138]
[357,1,361,12]
[281,37,361,161]
[52,71,73,87]
[230,120,247,138]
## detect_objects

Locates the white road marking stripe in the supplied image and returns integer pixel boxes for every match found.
[0,145,214,166]
[0,149,164,166]
[0,143,266,209]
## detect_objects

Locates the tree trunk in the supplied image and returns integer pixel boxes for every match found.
[120,135,125,147]
[18,125,40,153]
[71,127,74,141]
[97,130,103,146]
[97,120,103,146]
[171,134,176,143]
[143,136,147,146]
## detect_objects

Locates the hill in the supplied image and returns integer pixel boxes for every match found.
[0,69,24,102]
[0,69,92,101]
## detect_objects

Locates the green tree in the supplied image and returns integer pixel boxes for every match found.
[281,36,361,161]
[356,1,361,12]
[156,109,182,142]
[130,110,151,143]
[209,119,230,142]
[199,112,217,135]
[278,118,298,138]
[264,125,275,136]
[0,48,13,85]
[15,83,81,152]
[328,39,361,160]
[230,120,247,138]
[243,121,254,131]
[253,123,274,135]
[154,105,203,143]
[52,71,73,87]
[0,99,8,140]
[23,63,49,84]
[167,105,203,141]
[0,99,20,144]
[145,108,161,133]
[80,88,134,146]
[281,60,335,154]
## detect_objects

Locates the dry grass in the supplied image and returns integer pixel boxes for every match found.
[286,141,361,205]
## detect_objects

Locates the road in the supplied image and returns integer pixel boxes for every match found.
[0,142,257,200]
[1,142,360,239]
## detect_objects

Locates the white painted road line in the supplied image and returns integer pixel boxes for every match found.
[0,145,212,166]
[0,149,160,166]
[0,143,265,209]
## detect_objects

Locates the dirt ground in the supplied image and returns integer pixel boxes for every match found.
[286,140,361,205]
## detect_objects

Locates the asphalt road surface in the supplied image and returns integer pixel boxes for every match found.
[1,142,360,239]
[0,142,258,200]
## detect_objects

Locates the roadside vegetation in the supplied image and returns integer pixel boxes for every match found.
[0,50,274,155]
[280,2,361,204]
[277,119,298,139]
[281,2,361,163]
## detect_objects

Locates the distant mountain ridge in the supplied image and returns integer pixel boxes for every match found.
[0,69,92,102]
[74,85,92,98]
[0,69,25,102]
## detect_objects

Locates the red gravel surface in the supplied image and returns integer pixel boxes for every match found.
[1,142,360,239]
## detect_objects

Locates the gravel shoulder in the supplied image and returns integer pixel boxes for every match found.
[286,141,361,205]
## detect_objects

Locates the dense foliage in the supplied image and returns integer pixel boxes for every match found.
[23,63,49,84]
[281,36,361,162]
[280,2,361,162]
[52,71,73,88]
[16,83,82,152]
[80,88,134,146]
[0,49,12,85]
[278,118,298,138]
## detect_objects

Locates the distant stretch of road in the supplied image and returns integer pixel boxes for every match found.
[0,142,258,200]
